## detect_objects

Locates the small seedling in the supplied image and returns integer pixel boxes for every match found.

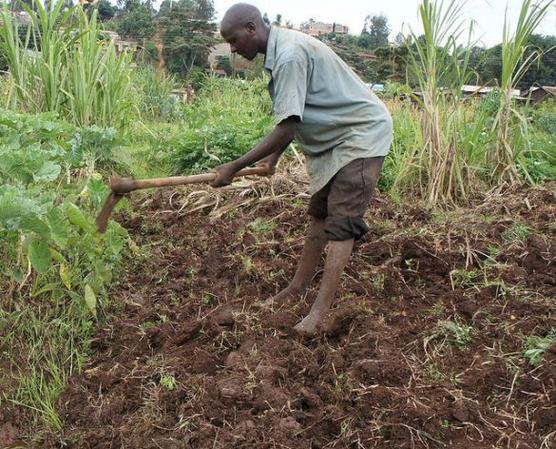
[449,269,480,289]
[371,274,385,292]
[524,329,556,366]
[202,292,217,306]
[160,374,177,391]
[502,224,530,242]
[248,218,276,234]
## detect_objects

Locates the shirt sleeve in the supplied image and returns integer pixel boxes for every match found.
[271,58,308,124]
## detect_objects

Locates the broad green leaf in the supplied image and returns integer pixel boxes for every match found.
[59,264,71,290]
[47,208,69,248]
[84,284,97,317]
[20,215,51,238]
[33,161,61,182]
[28,238,51,274]
[65,203,93,232]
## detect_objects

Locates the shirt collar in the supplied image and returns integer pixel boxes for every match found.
[264,26,278,72]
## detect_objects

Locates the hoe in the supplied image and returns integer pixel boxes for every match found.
[96,166,269,233]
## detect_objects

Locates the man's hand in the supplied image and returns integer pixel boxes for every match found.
[211,162,238,187]
[256,154,279,176]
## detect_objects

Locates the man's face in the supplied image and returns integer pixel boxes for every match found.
[221,22,259,61]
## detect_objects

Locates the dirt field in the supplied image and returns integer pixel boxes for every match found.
[5,179,556,449]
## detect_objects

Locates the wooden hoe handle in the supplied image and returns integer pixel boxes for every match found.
[96,165,270,234]
[109,166,270,195]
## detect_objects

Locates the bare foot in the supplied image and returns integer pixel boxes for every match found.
[293,312,323,336]
[263,285,305,308]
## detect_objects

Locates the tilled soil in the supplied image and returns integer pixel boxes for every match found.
[26,182,556,448]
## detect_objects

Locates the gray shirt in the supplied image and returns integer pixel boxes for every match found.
[264,26,393,194]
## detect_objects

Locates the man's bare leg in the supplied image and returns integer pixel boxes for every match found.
[265,218,328,306]
[293,238,354,335]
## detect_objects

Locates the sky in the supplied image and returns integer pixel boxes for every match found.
[212,0,556,47]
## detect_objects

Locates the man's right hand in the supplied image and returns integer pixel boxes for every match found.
[256,152,281,176]
[211,162,239,187]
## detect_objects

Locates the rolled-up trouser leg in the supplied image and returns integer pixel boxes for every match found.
[307,156,384,241]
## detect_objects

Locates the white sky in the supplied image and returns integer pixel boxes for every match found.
[212,0,556,47]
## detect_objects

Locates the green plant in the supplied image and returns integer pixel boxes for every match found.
[502,224,531,241]
[171,77,273,174]
[248,218,276,234]
[0,1,133,128]
[425,320,473,352]
[0,109,128,428]
[524,328,556,366]
[398,0,477,205]
[160,374,177,391]
[490,0,553,184]
[449,268,480,289]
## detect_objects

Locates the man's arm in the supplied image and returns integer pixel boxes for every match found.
[212,116,297,187]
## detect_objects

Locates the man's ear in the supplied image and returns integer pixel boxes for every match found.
[245,21,256,35]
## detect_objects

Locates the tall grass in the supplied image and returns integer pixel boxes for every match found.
[0,0,133,127]
[397,0,477,205]
[492,0,553,184]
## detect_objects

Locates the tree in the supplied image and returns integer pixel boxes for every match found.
[520,34,556,87]
[361,14,390,50]
[117,0,155,39]
[97,0,116,21]
[157,0,218,77]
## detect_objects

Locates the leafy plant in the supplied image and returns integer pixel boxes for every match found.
[0,109,128,427]
[524,328,556,366]
[490,0,553,184]
[171,77,273,173]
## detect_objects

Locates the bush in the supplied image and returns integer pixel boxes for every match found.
[171,77,273,173]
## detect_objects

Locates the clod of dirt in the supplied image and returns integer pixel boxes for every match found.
[217,377,249,402]
[255,364,287,385]
[450,407,470,423]
[279,416,302,433]
[225,351,245,368]
[212,304,238,326]
[0,422,19,447]
[173,320,201,346]
[458,300,479,319]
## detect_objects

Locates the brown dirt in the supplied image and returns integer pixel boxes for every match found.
[8,182,556,448]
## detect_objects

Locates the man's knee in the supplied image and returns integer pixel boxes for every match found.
[324,216,369,241]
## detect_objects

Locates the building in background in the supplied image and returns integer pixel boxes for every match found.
[526,84,556,104]
[300,21,349,37]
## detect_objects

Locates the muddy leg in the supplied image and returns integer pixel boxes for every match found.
[265,218,327,306]
[293,238,354,335]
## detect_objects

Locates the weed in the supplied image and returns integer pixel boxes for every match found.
[481,215,497,224]
[160,374,177,391]
[248,218,277,234]
[141,321,158,331]
[240,255,258,276]
[371,274,386,293]
[502,224,531,242]
[202,292,217,306]
[425,320,473,353]
[524,328,556,366]
[429,300,446,317]
[449,269,481,289]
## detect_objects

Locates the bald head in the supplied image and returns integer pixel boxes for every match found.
[221,3,264,32]
[220,3,270,61]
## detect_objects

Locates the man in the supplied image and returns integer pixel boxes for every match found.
[212,3,393,335]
